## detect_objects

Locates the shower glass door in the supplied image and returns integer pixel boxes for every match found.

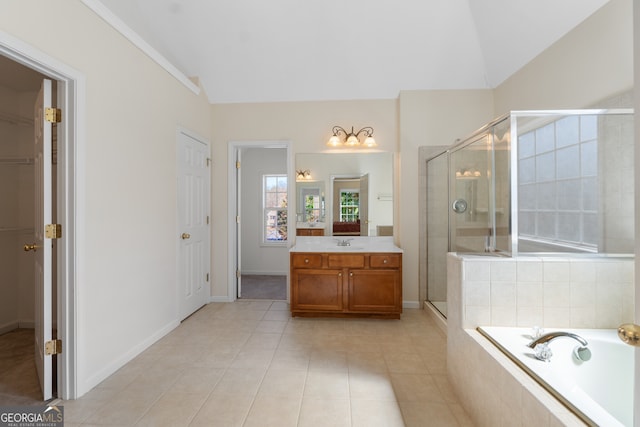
[426,152,449,317]
[449,134,494,253]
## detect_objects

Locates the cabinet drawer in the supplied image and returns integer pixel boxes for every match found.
[327,254,365,268]
[370,254,401,268]
[291,254,323,268]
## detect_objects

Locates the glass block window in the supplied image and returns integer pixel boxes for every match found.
[518,115,598,250]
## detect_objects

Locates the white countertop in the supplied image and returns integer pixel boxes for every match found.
[290,236,403,253]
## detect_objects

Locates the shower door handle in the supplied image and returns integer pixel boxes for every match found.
[452,199,468,214]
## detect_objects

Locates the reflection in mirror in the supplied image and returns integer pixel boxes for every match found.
[332,175,369,236]
[297,181,325,223]
[296,153,393,236]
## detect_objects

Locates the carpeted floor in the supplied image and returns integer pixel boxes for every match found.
[240,275,287,300]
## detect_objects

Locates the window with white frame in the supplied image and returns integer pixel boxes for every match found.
[518,115,598,250]
[263,175,288,243]
[339,190,359,222]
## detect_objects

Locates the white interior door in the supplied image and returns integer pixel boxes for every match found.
[177,131,210,320]
[33,79,53,400]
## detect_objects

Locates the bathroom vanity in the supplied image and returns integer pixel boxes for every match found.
[290,237,402,319]
[296,222,325,236]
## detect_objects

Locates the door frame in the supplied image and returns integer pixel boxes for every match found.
[0,30,83,400]
[227,140,293,302]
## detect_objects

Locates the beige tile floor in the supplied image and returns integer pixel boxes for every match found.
[8,301,475,426]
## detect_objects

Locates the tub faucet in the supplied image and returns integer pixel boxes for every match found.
[335,238,353,247]
[528,331,591,362]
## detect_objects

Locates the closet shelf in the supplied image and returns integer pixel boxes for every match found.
[0,158,34,165]
[0,111,33,127]
[0,227,34,233]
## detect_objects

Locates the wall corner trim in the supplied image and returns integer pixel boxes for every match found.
[81,0,201,96]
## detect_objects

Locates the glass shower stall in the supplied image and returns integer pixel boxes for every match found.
[426,109,634,317]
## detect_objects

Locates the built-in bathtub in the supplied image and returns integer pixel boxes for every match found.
[478,326,634,427]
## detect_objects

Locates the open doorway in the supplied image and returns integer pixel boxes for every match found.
[0,57,55,404]
[228,142,292,301]
[0,33,81,401]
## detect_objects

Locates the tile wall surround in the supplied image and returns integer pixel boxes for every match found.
[454,254,634,329]
[446,253,635,426]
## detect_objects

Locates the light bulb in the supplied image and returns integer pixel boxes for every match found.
[346,134,359,146]
[327,135,341,147]
[364,136,376,147]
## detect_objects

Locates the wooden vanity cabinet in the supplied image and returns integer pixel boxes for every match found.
[296,228,325,236]
[290,252,402,319]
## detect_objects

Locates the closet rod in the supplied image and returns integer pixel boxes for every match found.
[0,227,34,234]
[0,158,34,165]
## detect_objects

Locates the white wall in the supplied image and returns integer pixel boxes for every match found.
[0,2,212,396]
[494,0,633,113]
[240,147,288,275]
[0,85,36,332]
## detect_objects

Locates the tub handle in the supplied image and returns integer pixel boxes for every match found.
[617,323,640,347]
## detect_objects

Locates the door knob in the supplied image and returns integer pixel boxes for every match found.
[181,233,191,240]
[24,243,39,252]
[618,323,640,347]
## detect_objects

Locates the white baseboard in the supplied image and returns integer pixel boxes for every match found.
[0,320,58,334]
[402,301,420,309]
[80,319,179,397]
[0,321,19,335]
[210,296,234,303]
[19,320,35,329]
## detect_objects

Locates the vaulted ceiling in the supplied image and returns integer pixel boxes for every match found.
[97,0,610,104]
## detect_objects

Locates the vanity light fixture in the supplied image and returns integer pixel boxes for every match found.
[296,169,312,180]
[327,126,376,148]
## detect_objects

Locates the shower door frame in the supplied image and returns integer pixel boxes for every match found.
[447,113,510,256]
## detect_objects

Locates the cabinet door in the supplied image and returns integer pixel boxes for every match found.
[292,268,344,311]
[348,269,401,313]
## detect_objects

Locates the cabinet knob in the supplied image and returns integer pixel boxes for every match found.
[383,259,388,264]
[304,258,309,263]
[338,272,342,277]
[350,272,353,277]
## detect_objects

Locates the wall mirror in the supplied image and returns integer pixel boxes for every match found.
[296,152,393,236]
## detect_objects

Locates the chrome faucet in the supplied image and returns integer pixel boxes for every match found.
[528,331,591,362]
[335,238,353,246]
